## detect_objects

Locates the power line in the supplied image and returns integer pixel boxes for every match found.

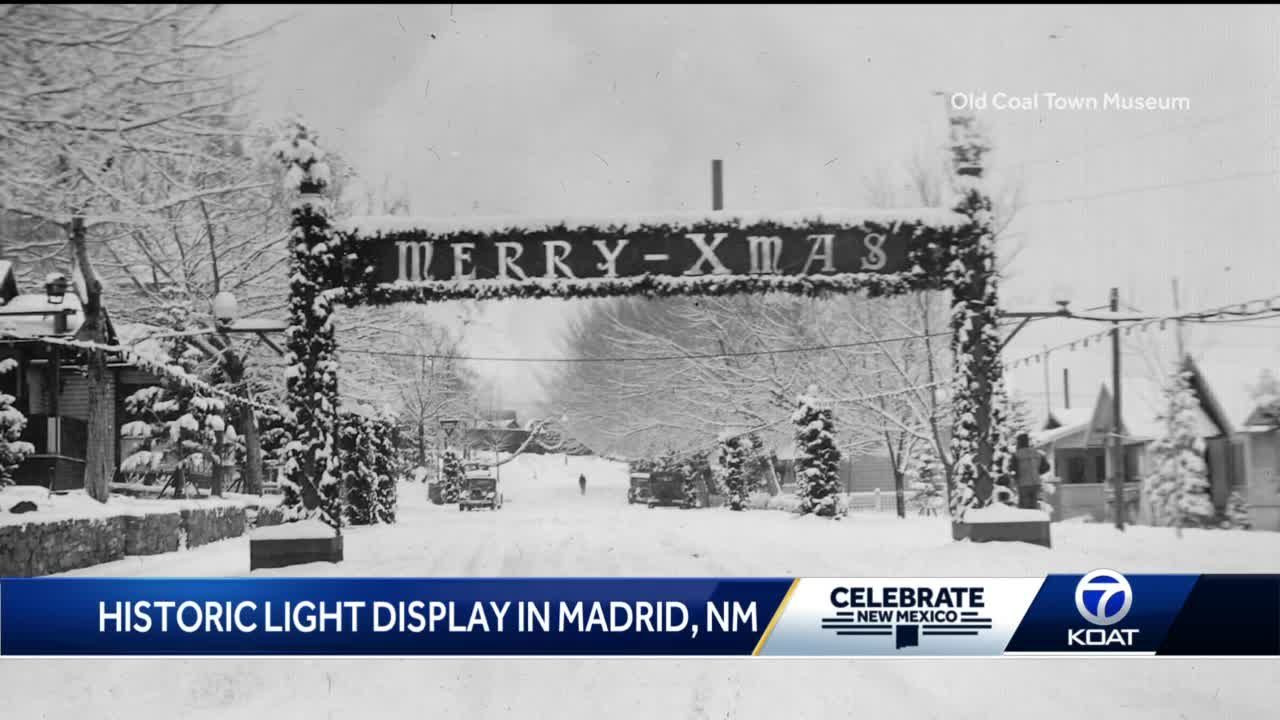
[1027,167,1280,209]
[1011,97,1280,173]
[337,327,959,364]
[1003,292,1280,369]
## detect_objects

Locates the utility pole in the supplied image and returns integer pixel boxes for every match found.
[1110,287,1127,531]
[1172,277,1186,363]
[712,159,723,211]
[1041,345,1051,413]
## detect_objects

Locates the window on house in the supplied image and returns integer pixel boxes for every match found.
[1067,455,1086,484]
[1094,453,1107,484]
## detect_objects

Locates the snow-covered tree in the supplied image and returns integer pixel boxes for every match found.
[792,386,845,518]
[718,432,767,511]
[440,450,464,504]
[0,5,275,502]
[907,448,945,516]
[338,411,376,526]
[1143,369,1215,532]
[121,377,233,499]
[0,358,34,487]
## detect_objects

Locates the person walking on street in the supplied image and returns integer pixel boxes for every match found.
[1012,432,1050,510]
[578,473,587,495]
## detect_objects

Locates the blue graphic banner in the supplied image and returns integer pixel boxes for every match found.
[0,573,1276,656]
[0,578,791,656]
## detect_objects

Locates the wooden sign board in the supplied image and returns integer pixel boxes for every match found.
[340,210,964,287]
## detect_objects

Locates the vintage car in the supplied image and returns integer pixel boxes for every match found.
[647,470,695,509]
[459,464,503,511]
[627,472,652,505]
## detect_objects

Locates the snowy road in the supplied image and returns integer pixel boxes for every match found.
[7,454,1280,718]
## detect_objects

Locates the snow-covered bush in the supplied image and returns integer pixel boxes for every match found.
[121,341,235,497]
[1143,369,1215,531]
[0,358,34,487]
[441,450,464,503]
[717,433,763,511]
[792,385,845,518]
[906,450,945,516]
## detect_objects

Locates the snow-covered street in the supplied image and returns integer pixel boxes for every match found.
[6,454,1277,719]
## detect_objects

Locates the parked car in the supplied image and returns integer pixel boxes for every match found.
[627,471,652,505]
[647,470,694,509]
[459,464,503,511]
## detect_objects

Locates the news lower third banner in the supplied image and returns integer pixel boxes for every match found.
[0,573,1276,656]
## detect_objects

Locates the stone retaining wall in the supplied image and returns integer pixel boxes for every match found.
[0,501,282,577]
[123,512,182,556]
[0,517,128,577]
[181,506,246,549]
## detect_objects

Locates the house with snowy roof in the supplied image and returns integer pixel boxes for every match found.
[1032,385,1151,523]
[1171,356,1280,531]
[0,261,165,491]
[1034,356,1280,531]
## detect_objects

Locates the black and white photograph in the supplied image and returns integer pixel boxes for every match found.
[1,3,1278,718]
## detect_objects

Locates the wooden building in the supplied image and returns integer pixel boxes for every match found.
[0,263,163,491]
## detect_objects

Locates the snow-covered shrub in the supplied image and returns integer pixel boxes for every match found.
[906,451,945,516]
[718,433,770,511]
[792,385,845,518]
[441,450,464,503]
[1143,369,1215,532]
[1220,491,1251,530]
[121,341,235,497]
[0,358,34,487]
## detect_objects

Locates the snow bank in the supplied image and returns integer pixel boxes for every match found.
[964,504,1050,524]
[251,519,335,540]
[0,487,276,528]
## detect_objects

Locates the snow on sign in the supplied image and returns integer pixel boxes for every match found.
[339,209,967,285]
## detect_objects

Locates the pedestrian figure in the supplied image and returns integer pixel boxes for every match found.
[1012,432,1050,510]
[578,473,587,495]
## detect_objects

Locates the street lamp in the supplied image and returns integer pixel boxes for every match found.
[44,273,70,305]
[211,291,239,332]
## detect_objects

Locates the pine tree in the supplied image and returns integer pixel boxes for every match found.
[121,338,233,497]
[718,434,750,511]
[1143,369,1215,532]
[441,450,464,503]
[371,411,399,523]
[792,385,845,518]
[339,412,374,526]
[718,433,766,510]
[907,449,945,516]
[0,359,34,488]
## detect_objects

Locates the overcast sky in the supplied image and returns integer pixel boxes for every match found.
[234,4,1280,422]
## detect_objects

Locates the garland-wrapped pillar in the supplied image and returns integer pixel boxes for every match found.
[945,113,1008,519]
[272,121,342,529]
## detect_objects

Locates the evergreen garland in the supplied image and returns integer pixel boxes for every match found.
[277,111,1002,535]
[792,385,845,518]
[945,113,1007,520]
[272,120,342,530]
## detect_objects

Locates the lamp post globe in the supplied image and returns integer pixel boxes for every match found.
[212,291,239,331]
